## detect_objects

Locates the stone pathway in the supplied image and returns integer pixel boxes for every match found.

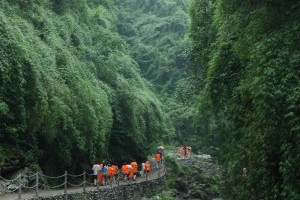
[0,164,165,200]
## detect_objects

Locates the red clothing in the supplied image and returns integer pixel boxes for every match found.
[145,162,151,172]
[107,166,114,177]
[121,164,129,174]
[131,162,138,173]
[112,165,118,176]
[97,173,103,183]
[155,153,161,161]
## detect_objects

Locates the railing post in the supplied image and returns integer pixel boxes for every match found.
[18,175,22,200]
[83,171,86,193]
[35,172,39,197]
[64,171,67,194]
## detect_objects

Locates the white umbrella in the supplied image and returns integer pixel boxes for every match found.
[157,146,164,150]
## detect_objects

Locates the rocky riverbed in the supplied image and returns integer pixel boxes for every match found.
[145,153,224,200]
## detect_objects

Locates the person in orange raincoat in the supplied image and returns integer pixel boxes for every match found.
[121,162,129,181]
[185,146,191,159]
[97,171,103,185]
[155,152,161,168]
[106,164,114,182]
[130,161,138,181]
[111,163,118,182]
[145,161,151,180]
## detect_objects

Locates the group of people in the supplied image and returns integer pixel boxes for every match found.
[177,145,192,159]
[91,162,119,186]
[91,145,164,186]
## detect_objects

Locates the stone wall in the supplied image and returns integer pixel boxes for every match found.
[27,176,166,200]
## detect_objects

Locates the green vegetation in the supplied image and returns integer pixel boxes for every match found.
[115,0,200,149]
[164,155,180,188]
[1,0,299,198]
[116,0,189,94]
[0,0,169,174]
[187,0,300,199]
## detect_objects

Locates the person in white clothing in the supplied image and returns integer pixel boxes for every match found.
[92,162,101,186]
[140,162,146,177]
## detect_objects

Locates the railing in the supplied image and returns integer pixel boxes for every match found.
[0,163,166,200]
[0,171,86,199]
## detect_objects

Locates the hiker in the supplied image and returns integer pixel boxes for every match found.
[185,146,191,158]
[178,146,184,158]
[155,152,161,168]
[145,161,151,180]
[157,145,164,163]
[97,170,103,185]
[242,167,247,177]
[121,162,129,181]
[97,161,104,185]
[106,164,114,183]
[140,161,146,177]
[111,163,118,182]
[126,163,133,181]
[130,160,138,181]
[102,163,108,185]
[92,162,101,186]
[99,161,104,171]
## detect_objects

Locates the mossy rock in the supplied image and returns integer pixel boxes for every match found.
[175,179,188,193]
[191,188,204,198]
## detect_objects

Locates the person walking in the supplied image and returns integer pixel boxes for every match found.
[106,164,114,183]
[242,167,247,177]
[157,145,164,163]
[155,152,161,168]
[121,162,129,181]
[111,163,118,183]
[140,161,146,177]
[102,163,108,185]
[145,161,151,180]
[185,146,191,159]
[92,162,101,186]
[130,160,138,181]
[178,146,184,158]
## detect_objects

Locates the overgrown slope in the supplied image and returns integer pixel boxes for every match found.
[116,0,189,94]
[0,0,169,175]
[115,0,199,147]
[188,0,300,199]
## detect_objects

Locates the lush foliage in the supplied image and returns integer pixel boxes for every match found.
[116,0,189,94]
[188,0,300,199]
[0,0,169,174]
[115,0,200,148]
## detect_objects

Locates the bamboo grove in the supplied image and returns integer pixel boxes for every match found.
[188,0,300,199]
[0,0,299,198]
[0,0,170,175]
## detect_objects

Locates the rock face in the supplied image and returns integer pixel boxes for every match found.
[25,177,166,200]
[0,167,45,195]
[172,154,223,200]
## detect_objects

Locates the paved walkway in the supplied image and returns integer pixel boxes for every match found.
[0,164,165,200]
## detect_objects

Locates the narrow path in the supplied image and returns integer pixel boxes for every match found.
[0,163,166,200]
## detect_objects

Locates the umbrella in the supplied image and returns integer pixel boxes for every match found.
[157,146,164,150]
